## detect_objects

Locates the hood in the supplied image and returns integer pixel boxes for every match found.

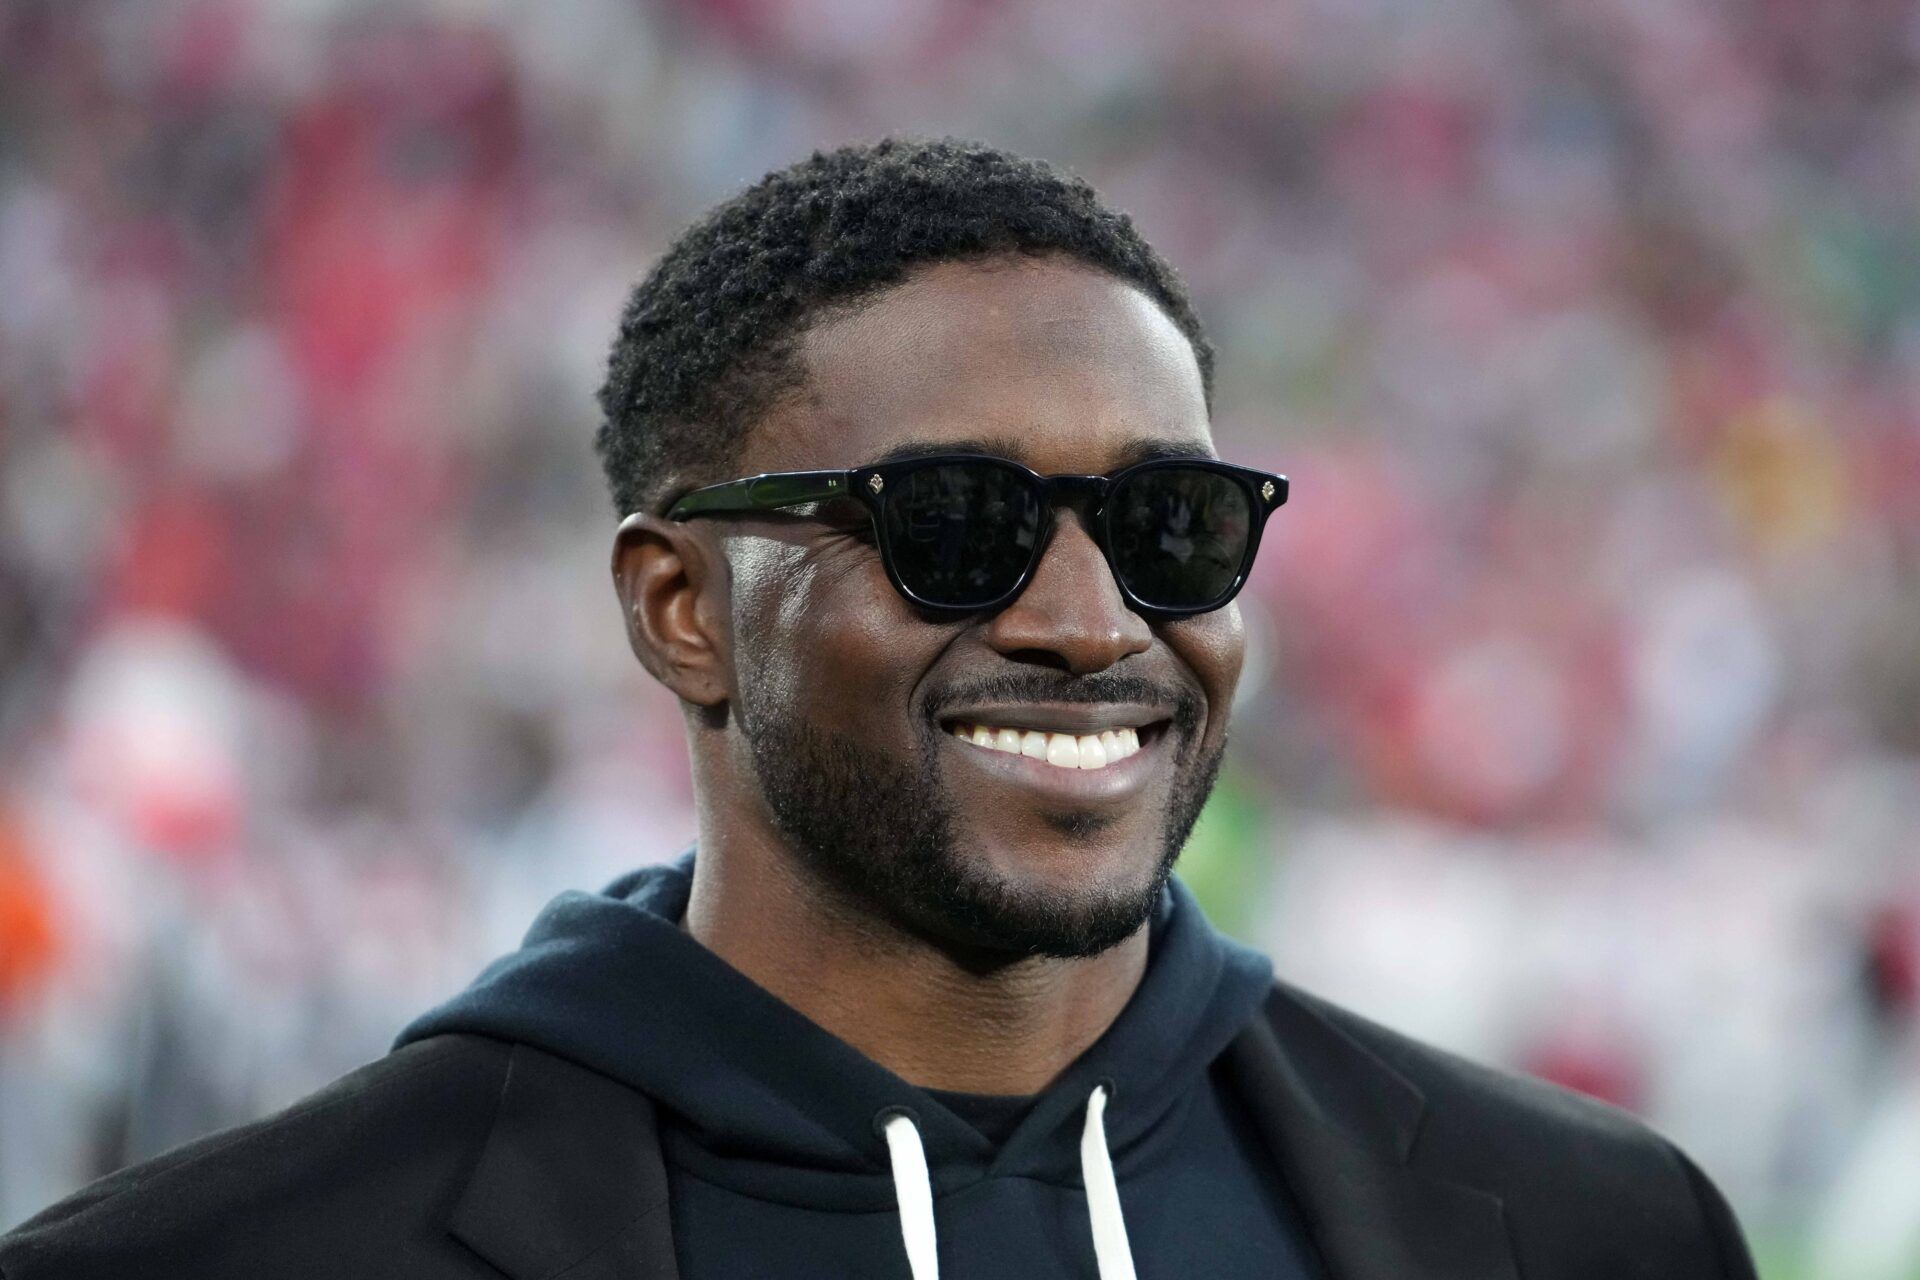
[396,851,1273,1211]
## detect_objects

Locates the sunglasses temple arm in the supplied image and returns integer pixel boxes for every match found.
[665,470,854,519]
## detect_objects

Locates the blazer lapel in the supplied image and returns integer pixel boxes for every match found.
[448,1043,681,1280]
[1224,987,1521,1280]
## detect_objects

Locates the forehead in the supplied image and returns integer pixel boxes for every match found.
[740,256,1212,475]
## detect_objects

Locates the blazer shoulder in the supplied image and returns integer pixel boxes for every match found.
[1273,979,1662,1150]
[1265,981,1759,1279]
[0,1033,515,1280]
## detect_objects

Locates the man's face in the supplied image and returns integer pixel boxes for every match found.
[717,256,1243,958]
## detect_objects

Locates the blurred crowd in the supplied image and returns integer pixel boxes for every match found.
[1,0,1917,1274]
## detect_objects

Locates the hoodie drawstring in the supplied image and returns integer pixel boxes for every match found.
[1079,1085,1139,1280]
[881,1084,1138,1280]
[882,1110,941,1280]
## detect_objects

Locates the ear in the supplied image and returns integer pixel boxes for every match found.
[612,513,730,708]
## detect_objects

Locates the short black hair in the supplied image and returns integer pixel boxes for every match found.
[594,136,1215,517]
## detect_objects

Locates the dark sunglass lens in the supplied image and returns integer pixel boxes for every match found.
[1107,468,1252,610]
[882,462,1043,607]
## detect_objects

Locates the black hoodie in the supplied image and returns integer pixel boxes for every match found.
[397,854,1326,1279]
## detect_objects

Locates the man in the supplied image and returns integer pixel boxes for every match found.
[0,138,1756,1279]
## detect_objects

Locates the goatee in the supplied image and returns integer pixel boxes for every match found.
[738,675,1223,959]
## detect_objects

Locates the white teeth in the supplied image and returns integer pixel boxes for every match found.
[1077,734,1107,769]
[948,720,1148,770]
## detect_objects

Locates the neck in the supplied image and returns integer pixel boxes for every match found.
[683,824,1150,1097]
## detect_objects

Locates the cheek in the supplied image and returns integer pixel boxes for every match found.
[726,537,816,714]
[729,537,942,736]
[1169,605,1246,737]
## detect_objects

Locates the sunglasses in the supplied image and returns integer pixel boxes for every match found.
[665,453,1288,616]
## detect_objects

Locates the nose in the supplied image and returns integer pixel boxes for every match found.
[982,511,1152,674]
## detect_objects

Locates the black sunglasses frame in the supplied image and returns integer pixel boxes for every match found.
[664,453,1289,618]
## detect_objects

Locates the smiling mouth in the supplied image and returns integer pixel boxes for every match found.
[944,720,1160,771]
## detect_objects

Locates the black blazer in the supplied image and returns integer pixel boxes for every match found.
[0,981,1758,1279]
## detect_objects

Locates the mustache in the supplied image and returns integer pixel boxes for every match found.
[925,672,1203,735]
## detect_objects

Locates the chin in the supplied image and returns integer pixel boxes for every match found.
[738,702,1202,960]
[931,825,1173,959]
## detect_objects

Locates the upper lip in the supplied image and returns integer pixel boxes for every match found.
[934,702,1172,736]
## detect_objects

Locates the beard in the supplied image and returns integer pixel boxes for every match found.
[737,674,1224,959]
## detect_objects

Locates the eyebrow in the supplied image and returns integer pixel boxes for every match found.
[862,436,1217,471]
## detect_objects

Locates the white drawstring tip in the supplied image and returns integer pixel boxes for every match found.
[883,1110,941,1280]
[1082,1084,1139,1280]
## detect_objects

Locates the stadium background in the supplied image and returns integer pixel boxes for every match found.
[1,1,1917,1274]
